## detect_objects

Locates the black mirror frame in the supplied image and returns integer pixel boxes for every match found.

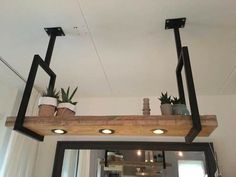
[52,141,217,177]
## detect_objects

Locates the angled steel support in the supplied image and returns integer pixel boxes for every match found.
[166,18,186,104]
[14,27,65,141]
[165,18,202,143]
[44,27,65,66]
[180,47,202,143]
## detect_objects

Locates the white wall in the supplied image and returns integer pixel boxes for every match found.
[198,95,236,177]
[0,85,19,149]
[0,80,40,177]
[33,95,236,177]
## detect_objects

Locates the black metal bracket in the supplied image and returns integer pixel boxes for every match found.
[165,18,202,143]
[14,27,64,141]
[44,27,65,66]
[162,150,166,169]
[165,18,186,30]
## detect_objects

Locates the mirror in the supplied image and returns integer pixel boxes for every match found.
[53,142,216,177]
[62,150,79,177]
[61,150,206,177]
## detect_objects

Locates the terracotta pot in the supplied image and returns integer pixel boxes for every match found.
[160,104,172,115]
[57,103,76,116]
[38,97,57,116]
[172,104,190,115]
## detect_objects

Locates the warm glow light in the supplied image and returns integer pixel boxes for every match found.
[152,129,167,135]
[51,129,67,134]
[99,129,114,134]
[178,151,183,157]
[137,150,142,156]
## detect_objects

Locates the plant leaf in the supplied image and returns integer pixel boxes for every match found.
[69,87,78,101]
[66,87,69,97]
[61,88,67,102]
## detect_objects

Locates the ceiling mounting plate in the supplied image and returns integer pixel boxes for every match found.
[44,27,65,36]
[165,18,186,30]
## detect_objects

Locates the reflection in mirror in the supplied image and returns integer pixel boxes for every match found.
[61,150,207,177]
[62,150,79,177]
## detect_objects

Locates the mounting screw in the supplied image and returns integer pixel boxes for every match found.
[166,20,169,23]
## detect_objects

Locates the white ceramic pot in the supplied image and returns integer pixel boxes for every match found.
[160,104,173,115]
[38,97,57,107]
[38,97,58,116]
[57,103,76,116]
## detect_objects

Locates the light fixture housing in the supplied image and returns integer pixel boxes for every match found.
[152,129,167,135]
[51,129,67,134]
[99,129,115,134]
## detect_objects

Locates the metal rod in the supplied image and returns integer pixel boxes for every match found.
[174,28,182,59]
[105,150,108,167]
[162,151,166,169]
[45,34,56,66]
[173,28,186,104]
[182,47,202,143]
[0,56,27,83]
[176,70,186,104]
[14,55,56,141]
[14,56,38,129]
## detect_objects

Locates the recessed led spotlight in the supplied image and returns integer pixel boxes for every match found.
[137,150,142,156]
[51,129,67,134]
[99,129,115,134]
[178,151,183,157]
[152,129,167,135]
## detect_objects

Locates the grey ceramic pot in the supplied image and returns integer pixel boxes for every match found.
[160,104,173,115]
[172,104,190,115]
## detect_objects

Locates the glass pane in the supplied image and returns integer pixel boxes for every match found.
[62,150,79,177]
[60,150,208,177]
[178,160,205,177]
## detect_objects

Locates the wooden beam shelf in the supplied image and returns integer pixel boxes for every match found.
[5,115,217,137]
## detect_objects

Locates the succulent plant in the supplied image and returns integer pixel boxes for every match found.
[158,92,172,104]
[59,87,78,105]
[171,96,183,104]
[42,86,60,99]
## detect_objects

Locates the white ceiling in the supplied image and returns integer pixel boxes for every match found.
[1,0,236,97]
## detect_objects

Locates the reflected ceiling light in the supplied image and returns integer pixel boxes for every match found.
[178,151,183,157]
[99,129,115,134]
[137,150,142,156]
[51,129,67,134]
[152,129,167,135]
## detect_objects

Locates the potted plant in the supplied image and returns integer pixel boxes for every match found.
[57,87,78,116]
[171,97,190,115]
[38,87,60,116]
[158,92,172,115]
